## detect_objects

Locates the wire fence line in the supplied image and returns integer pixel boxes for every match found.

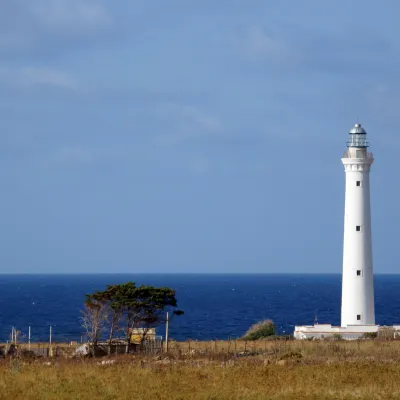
[2,325,165,358]
[6,325,86,346]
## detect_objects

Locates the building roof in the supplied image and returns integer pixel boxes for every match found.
[349,123,367,135]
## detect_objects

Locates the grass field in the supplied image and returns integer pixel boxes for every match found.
[2,339,400,399]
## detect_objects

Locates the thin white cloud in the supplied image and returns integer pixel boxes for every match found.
[239,26,289,62]
[0,66,78,90]
[154,103,223,144]
[190,158,212,175]
[179,105,221,133]
[0,0,112,54]
[189,158,270,177]
[22,67,78,90]
[50,146,93,166]
[32,0,111,33]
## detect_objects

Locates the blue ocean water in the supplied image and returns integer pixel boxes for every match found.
[1,274,400,343]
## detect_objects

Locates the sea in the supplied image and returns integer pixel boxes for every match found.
[1,274,400,343]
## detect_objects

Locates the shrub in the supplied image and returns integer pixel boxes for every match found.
[280,351,302,360]
[242,320,275,341]
[363,332,377,340]
[378,327,395,340]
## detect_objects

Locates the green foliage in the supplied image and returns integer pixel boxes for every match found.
[330,333,344,341]
[85,281,184,346]
[242,320,276,341]
[363,332,377,339]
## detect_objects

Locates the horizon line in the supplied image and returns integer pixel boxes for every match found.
[0,272,399,275]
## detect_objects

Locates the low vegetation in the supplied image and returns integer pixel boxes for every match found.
[3,339,400,399]
[242,319,276,340]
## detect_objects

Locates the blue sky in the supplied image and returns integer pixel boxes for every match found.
[1,0,400,273]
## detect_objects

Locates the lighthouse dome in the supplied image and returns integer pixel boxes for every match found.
[349,123,367,135]
[347,123,369,147]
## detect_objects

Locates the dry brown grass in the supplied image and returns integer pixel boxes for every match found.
[2,340,400,399]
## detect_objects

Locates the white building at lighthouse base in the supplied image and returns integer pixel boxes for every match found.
[294,324,374,340]
[294,324,400,340]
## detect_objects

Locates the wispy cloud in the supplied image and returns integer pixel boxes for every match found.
[0,66,78,90]
[189,158,271,177]
[154,103,223,144]
[49,146,93,167]
[238,26,290,63]
[178,105,221,132]
[32,0,111,34]
[22,67,78,90]
[190,158,213,176]
[236,24,392,77]
[0,0,112,54]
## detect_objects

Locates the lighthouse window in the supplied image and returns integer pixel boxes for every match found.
[356,181,361,187]
[357,315,361,321]
[357,270,361,276]
[356,226,361,232]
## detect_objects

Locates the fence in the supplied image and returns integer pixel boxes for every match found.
[3,325,164,358]
[92,338,163,356]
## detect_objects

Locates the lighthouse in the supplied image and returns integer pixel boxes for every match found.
[341,123,375,327]
[294,122,400,339]
[292,122,396,339]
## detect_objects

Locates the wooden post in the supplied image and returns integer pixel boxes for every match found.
[49,326,53,357]
[165,312,169,353]
[28,326,31,351]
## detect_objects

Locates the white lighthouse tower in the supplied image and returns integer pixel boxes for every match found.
[341,123,375,327]
[292,122,399,339]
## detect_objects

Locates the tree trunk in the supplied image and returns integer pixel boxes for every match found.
[125,315,132,354]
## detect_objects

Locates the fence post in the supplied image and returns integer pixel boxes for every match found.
[165,312,169,353]
[28,326,31,351]
[49,326,53,357]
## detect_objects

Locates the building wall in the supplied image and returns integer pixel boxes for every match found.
[294,324,380,340]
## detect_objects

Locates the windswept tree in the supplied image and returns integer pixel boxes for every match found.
[114,283,183,346]
[83,281,183,352]
[80,295,108,354]
[90,285,123,346]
